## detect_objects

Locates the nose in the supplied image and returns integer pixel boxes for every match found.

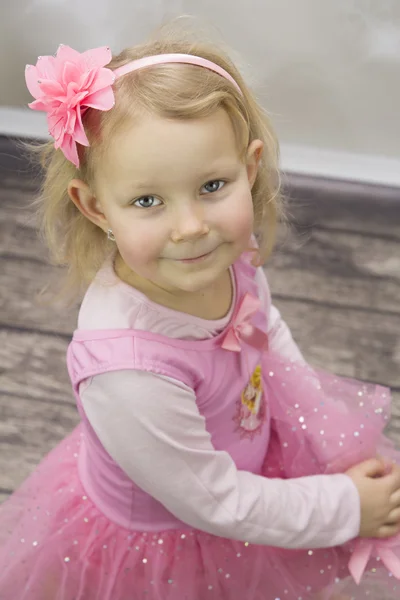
[170,201,210,243]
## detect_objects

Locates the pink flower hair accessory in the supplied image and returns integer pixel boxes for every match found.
[25,45,116,167]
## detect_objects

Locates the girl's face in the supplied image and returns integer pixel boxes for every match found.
[72,109,262,297]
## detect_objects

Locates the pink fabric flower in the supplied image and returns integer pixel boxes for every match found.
[25,45,116,167]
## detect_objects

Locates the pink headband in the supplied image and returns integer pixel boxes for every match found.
[25,45,242,167]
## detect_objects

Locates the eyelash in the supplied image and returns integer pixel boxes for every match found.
[132,179,227,209]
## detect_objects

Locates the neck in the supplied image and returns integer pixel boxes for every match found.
[114,253,233,320]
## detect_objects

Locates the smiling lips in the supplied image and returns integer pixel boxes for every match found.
[178,250,214,263]
[174,247,217,263]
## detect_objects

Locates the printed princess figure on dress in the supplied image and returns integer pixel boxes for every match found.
[2,20,400,600]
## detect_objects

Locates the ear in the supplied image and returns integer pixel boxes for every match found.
[246,139,264,188]
[67,179,109,231]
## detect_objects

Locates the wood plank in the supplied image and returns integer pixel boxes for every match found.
[0,393,79,492]
[0,491,11,504]
[386,391,400,444]
[0,135,43,188]
[267,227,400,313]
[0,330,72,402]
[0,258,78,335]
[274,298,400,389]
[0,185,49,262]
[0,211,46,263]
[285,174,400,236]
[0,173,39,196]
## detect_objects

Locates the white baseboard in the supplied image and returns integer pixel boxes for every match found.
[1,106,400,189]
[280,144,400,189]
[0,107,48,140]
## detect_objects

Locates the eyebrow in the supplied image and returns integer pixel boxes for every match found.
[130,162,240,191]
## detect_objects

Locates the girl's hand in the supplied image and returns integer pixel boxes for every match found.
[346,458,400,539]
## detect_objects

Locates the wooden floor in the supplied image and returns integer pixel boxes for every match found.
[1,137,400,504]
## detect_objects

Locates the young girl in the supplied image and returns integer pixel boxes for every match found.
[1,25,400,600]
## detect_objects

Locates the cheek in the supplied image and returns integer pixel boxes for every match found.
[221,190,254,239]
[113,219,165,268]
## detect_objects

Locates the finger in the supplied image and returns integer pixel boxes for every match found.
[390,489,400,507]
[357,458,387,478]
[385,507,400,526]
[377,522,400,539]
[387,462,400,475]
[384,468,400,492]
[381,457,397,474]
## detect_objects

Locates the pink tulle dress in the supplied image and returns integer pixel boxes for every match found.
[1,253,400,599]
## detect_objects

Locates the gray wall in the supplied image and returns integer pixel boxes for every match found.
[1,0,400,160]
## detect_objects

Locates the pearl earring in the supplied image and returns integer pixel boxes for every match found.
[107,229,116,242]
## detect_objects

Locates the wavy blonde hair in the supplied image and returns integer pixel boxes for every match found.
[32,21,283,304]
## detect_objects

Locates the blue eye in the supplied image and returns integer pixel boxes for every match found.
[133,196,162,208]
[201,180,225,194]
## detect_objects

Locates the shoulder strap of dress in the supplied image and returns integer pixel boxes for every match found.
[66,333,198,396]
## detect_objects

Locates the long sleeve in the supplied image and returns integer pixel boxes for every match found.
[81,370,360,549]
[256,267,305,363]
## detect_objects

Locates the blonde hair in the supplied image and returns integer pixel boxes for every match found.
[32,21,283,304]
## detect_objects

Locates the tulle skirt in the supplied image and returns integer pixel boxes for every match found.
[1,353,400,599]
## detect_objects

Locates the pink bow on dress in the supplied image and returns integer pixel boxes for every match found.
[221,293,268,352]
[349,537,400,584]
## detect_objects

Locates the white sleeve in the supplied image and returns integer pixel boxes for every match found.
[81,370,360,549]
[255,267,305,362]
